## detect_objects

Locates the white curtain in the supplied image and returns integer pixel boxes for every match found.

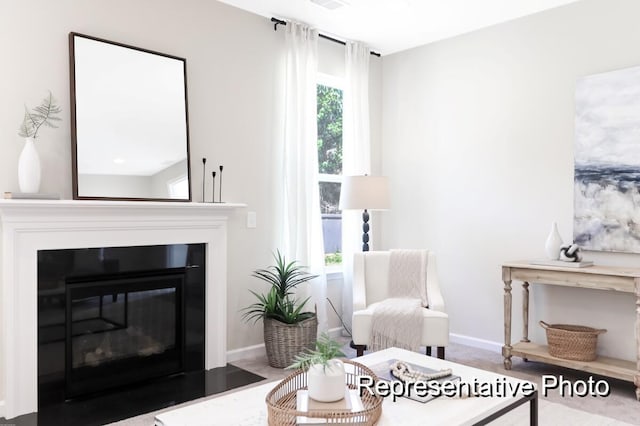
[341,41,371,333]
[280,21,328,332]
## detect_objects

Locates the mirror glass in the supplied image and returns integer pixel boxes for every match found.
[70,33,191,201]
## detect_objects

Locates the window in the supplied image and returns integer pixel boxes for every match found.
[317,76,343,266]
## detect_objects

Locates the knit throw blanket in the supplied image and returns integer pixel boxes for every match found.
[369,250,428,352]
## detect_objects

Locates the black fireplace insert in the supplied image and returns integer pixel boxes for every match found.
[38,244,205,406]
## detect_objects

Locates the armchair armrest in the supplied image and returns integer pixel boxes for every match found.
[426,252,445,312]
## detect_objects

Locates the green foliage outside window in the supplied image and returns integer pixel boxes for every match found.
[317,83,343,266]
[317,85,343,175]
[324,252,342,265]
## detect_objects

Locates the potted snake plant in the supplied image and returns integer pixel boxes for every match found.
[242,250,318,368]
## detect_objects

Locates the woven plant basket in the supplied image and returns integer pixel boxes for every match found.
[264,316,318,368]
[266,359,383,425]
[540,321,606,362]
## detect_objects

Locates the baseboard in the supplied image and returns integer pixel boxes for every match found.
[326,327,344,339]
[449,333,502,353]
[0,400,5,419]
[226,327,345,363]
[226,343,265,363]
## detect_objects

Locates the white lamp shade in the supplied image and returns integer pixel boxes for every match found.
[339,175,390,211]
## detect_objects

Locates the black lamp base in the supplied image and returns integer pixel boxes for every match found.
[362,209,370,252]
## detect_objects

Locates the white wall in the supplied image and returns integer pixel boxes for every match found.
[381,0,640,360]
[0,0,381,366]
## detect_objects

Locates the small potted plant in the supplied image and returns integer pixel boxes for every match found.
[242,250,318,368]
[288,333,346,402]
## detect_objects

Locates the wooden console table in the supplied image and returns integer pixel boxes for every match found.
[502,261,640,400]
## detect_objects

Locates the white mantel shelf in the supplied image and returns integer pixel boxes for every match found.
[0,199,245,419]
[0,199,246,213]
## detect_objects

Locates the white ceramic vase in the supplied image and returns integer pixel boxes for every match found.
[18,137,41,193]
[544,222,563,260]
[307,359,346,402]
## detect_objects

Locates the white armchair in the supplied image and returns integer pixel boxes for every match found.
[351,250,449,358]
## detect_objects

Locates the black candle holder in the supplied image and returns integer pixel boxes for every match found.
[211,171,216,203]
[201,158,207,203]
[218,165,224,203]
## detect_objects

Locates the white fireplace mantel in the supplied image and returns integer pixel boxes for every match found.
[0,199,245,419]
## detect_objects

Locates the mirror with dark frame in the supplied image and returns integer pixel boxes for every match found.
[69,32,191,201]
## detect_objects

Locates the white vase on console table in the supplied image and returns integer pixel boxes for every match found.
[544,222,563,260]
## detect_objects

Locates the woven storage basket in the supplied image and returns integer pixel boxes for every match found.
[539,321,606,362]
[264,316,318,368]
[266,359,383,425]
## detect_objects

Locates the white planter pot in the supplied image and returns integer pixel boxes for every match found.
[307,359,345,402]
[18,137,41,194]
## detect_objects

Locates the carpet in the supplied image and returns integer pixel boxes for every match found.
[491,399,635,425]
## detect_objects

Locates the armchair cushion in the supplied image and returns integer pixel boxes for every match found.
[353,302,449,346]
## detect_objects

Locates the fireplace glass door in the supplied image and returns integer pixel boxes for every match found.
[65,271,184,398]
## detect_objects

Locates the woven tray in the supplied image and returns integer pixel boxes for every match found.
[540,320,606,361]
[266,359,383,425]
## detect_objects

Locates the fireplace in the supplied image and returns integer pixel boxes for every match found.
[0,200,240,419]
[38,244,205,405]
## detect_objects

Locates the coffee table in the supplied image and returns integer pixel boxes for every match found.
[155,347,537,425]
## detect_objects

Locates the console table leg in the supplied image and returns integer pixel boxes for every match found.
[502,271,513,370]
[522,281,530,343]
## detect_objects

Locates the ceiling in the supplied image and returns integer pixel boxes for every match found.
[216,0,582,55]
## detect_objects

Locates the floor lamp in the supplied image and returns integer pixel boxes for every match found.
[339,175,390,251]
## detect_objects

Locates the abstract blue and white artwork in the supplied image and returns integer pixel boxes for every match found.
[574,65,640,253]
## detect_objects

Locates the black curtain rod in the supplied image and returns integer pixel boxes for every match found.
[271,17,381,57]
